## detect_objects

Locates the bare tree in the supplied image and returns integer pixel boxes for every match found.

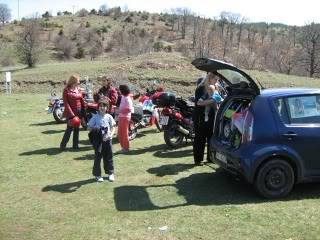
[16,19,42,67]
[77,8,88,17]
[259,22,269,45]
[300,22,320,77]
[98,4,108,16]
[246,24,258,53]
[192,15,200,48]
[0,3,11,25]
[236,17,248,50]
[179,8,191,39]
[53,35,74,60]
[217,11,240,58]
[270,36,298,75]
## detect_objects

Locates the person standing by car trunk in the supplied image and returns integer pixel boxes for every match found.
[193,72,218,165]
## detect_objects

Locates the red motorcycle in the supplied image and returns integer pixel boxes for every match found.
[132,87,164,132]
[154,92,195,148]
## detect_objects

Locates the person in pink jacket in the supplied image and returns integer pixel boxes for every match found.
[117,85,133,152]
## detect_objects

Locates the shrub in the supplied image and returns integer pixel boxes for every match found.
[77,8,89,17]
[124,16,132,23]
[163,45,172,52]
[1,57,14,67]
[141,13,149,21]
[153,42,164,52]
[74,47,85,59]
[101,26,108,33]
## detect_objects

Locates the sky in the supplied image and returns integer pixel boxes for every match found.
[1,0,320,26]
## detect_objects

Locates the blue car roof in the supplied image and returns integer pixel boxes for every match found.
[260,88,320,98]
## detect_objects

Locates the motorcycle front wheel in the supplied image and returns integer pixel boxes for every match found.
[53,107,65,123]
[163,123,184,148]
[128,120,137,141]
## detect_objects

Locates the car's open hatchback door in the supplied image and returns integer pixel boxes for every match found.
[192,58,260,96]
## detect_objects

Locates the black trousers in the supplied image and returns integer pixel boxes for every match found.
[193,121,213,163]
[60,126,80,148]
[60,108,82,149]
[92,140,114,176]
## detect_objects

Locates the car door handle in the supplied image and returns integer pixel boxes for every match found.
[282,132,297,138]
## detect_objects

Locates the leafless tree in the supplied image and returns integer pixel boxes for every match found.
[53,35,74,60]
[0,3,11,25]
[270,36,298,75]
[16,19,42,67]
[246,24,258,53]
[179,8,191,39]
[259,23,269,45]
[236,17,248,50]
[99,4,108,16]
[77,8,89,17]
[300,22,320,77]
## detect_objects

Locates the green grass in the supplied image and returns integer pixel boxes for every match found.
[1,94,320,240]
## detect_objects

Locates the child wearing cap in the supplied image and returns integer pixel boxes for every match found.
[87,100,116,182]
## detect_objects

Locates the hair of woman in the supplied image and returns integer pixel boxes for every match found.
[67,74,80,87]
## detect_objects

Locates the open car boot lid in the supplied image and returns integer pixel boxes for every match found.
[192,58,260,96]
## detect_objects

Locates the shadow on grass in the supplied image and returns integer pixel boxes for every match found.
[30,121,59,126]
[114,169,320,211]
[41,129,65,134]
[153,148,193,158]
[42,178,96,193]
[117,144,167,156]
[74,153,95,161]
[19,146,92,156]
[147,163,195,177]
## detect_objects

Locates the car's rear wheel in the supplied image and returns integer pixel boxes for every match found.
[254,159,294,199]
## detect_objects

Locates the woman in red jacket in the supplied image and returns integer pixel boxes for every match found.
[60,74,85,150]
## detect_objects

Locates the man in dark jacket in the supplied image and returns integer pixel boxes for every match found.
[192,75,217,166]
[98,78,118,117]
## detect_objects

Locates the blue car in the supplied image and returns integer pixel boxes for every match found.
[192,58,320,198]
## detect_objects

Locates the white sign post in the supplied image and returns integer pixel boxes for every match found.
[5,72,12,94]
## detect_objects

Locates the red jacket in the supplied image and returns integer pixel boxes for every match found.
[98,86,118,112]
[62,87,85,119]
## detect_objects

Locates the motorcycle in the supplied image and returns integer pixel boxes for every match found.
[156,92,195,148]
[47,89,65,123]
[136,87,164,132]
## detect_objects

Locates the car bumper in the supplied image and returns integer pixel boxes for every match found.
[210,141,255,183]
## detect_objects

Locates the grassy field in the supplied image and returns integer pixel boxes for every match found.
[1,93,320,240]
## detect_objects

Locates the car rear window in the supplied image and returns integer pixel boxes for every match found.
[275,95,320,124]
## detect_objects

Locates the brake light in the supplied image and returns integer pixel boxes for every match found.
[162,107,172,115]
[174,112,183,120]
[242,111,254,144]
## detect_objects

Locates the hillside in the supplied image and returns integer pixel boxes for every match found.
[1,10,320,79]
[1,52,320,96]
[1,10,320,95]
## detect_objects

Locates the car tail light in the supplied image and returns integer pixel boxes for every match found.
[162,107,172,116]
[174,112,183,120]
[242,110,254,144]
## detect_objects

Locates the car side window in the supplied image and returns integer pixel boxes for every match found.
[274,98,289,124]
[286,95,320,124]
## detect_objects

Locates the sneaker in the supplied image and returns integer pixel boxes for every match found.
[95,176,104,182]
[108,174,115,182]
[120,148,129,153]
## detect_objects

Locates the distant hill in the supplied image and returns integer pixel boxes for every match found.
[1,9,320,78]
